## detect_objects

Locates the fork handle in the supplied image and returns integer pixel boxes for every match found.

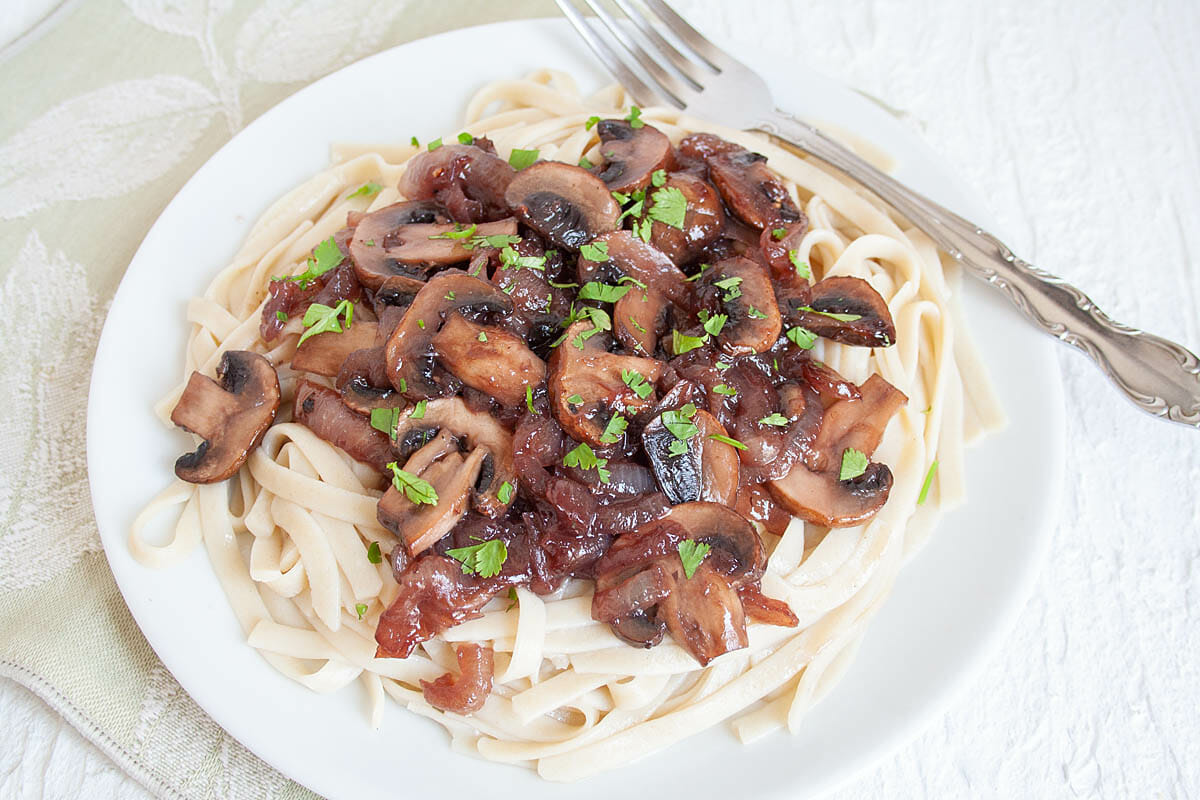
[755,109,1200,429]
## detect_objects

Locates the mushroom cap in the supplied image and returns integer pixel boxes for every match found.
[170,350,280,483]
[335,346,408,416]
[291,318,378,377]
[642,409,740,506]
[431,313,546,407]
[613,287,669,356]
[353,215,518,291]
[646,171,726,266]
[384,270,514,400]
[794,276,897,348]
[504,162,620,250]
[378,444,486,556]
[398,144,516,223]
[700,257,781,355]
[680,133,805,230]
[578,230,691,306]
[348,201,450,289]
[593,120,673,193]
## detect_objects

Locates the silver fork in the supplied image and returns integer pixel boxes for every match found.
[554,0,1200,429]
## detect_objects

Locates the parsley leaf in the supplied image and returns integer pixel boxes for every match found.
[429,223,477,241]
[563,442,611,483]
[579,156,594,169]
[667,439,689,458]
[647,186,687,229]
[348,181,381,199]
[370,407,400,439]
[747,305,768,320]
[297,299,353,347]
[579,281,632,303]
[566,393,584,405]
[427,137,443,151]
[633,217,653,242]
[672,329,708,354]
[625,105,645,128]
[786,325,818,349]
[788,250,812,279]
[715,361,732,371]
[498,481,515,504]
[622,369,653,399]
[628,315,647,333]
[457,132,474,144]
[275,310,288,322]
[662,403,699,443]
[398,378,408,393]
[585,115,601,130]
[469,233,522,250]
[526,384,537,414]
[499,245,546,271]
[651,169,667,187]
[355,603,368,620]
[477,331,488,342]
[708,433,747,450]
[677,540,711,579]
[410,135,419,147]
[579,241,609,262]
[713,275,743,302]
[684,263,711,282]
[917,460,939,505]
[507,587,519,611]
[386,461,439,505]
[509,148,540,170]
[599,413,627,444]
[282,236,343,288]
[800,305,862,322]
[367,541,382,563]
[758,413,789,427]
[772,227,787,240]
[409,399,427,419]
[446,539,508,578]
[701,312,728,337]
[839,448,869,481]
[712,383,737,397]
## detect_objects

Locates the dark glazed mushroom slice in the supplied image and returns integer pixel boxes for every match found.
[547,321,665,446]
[389,397,517,518]
[679,132,805,230]
[291,320,378,377]
[768,374,907,527]
[593,120,673,193]
[351,214,518,291]
[348,201,448,289]
[398,144,516,222]
[701,257,781,355]
[613,287,669,356]
[504,162,620,250]
[658,559,748,666]
[794,276,897,348]
[378,434,486,556]
[431,313,546,407]
[294,379,394,471]
[384,271,513,400]
[335,346,408,416]
[646,172,726,266]
[578,230,690,306]
[170,351,280,483]
[642,409,740,505]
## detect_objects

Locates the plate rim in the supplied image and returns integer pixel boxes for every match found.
[87,16,1066,800]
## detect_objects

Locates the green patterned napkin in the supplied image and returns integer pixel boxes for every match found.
[0,2,548,797]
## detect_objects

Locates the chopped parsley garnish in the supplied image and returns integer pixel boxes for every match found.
[477,331,488,342]
[417,319,426,329]
[549,280,579,289]
[712,383,737,397]
[622,369,653,399]
[647,186,687,229]
[684,263,711,282]
[628,315,647,333]
[786,325,817,349]
[708,433,747,450]
[579,241,609,262]
[509,148,540,170]
[661,403,699,458]
[446,539,508,578]
[715,361,732,371]
[279,235,343,288]
[772,227,787,240]
[410,135,419,146]
[348,181,381,199]
[747,305,768,320]
[672,329,708,354]
[499,245,546,271]
[625,105,645,128]
[444,290,456,300]
[667,439,689,458]
[275,310,287,322]
[297,299,353,347]
[409,399,427,419]
[632,217,653,242]
[386,461,439,505]
[355,603,367,620]
[470,233,522,250]
[917,460,939,505]
[398,378,407,393]
[585,115,601,130]
[579,281,632,303]
[507,586,519,610]
[800,305,862,322]
[370,407,400,439]
[788,250,812,280]
[498,481,515,504]
[526,384,537,414]
[677,540,710,579]
[566,393,584,405]
[839,448,869,481]
[366,541,382,564]
[651,169,667,187]
[457,132,474,144]
[563,442,611,483]
[713,275,743,302]
[758,412,789,427]
[579,156,594,169]
[429,223,477,241]
[599,413,628,444]
[700,311,728,337]
[427,137,443,151]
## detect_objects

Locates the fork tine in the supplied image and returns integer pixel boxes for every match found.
[579,0,694,107]
[641,0,731,71]
[610,0,712,86]
[553,0,669,109]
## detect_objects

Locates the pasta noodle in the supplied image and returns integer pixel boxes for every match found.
[132,69,1003,780]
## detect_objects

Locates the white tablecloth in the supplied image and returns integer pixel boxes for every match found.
[3,0,1198,797]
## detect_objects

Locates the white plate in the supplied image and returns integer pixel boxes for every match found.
[88,18,1064,800]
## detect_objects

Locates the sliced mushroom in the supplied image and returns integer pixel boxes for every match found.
[793,276,897,348]
[398,144,516,222]
[613,287,669,355]
[431,313,546,407]
[377,444,486,556]
[658,559,748,666]
[384,271,513,399]
[420,643,494,714]
[389,396,516,518]
[348,201,448,289]
[294,379,393,471]
[659,502,764,584]
[547,320,666,446]
[335,346,407,416]
[701,257,781,355]
[371,274,427,319]
[290,319,378,377]
[646,171,726,266]
[679,133,805,230]
[768,374,907,527]
[171,350,280,483]
[593,120,673,193]
[351,216,518,290]
[591,562,672,648]
[578,230,690,306]
[504,162,620,250]
[642,409,739,505]
[758,219,811,281]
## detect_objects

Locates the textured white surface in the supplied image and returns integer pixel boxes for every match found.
[2,0,1199,798]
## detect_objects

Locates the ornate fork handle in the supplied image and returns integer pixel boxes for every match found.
[756,110,1200,428]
